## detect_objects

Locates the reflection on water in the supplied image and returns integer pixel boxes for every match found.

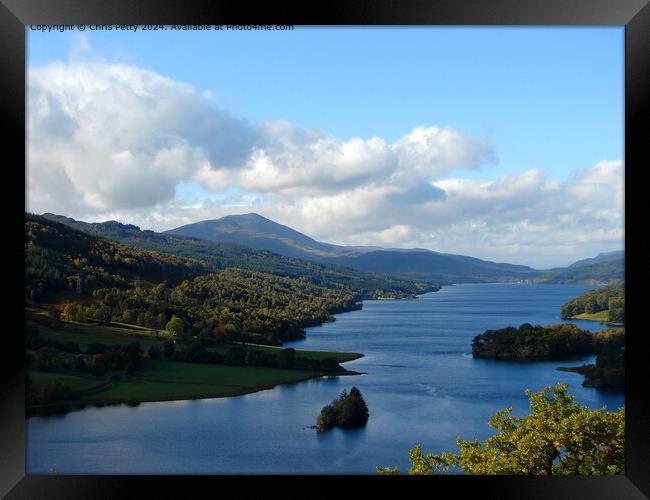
[27,283,623,474]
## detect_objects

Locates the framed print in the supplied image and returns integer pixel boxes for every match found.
[3,0,648,498]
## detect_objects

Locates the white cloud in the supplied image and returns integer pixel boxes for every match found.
[358,225,416,246]
[28,60,255,211]
[392,125,497,179]
[28,60,494,214]
[192,164,232,192]
[566,160,624,206]
[238,135,396,194]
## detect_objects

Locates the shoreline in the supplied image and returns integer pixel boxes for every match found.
[27,367,365,418]
[566,314,624,327]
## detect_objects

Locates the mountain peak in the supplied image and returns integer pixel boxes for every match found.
[165,213,341,259]
[220,213,270,223]
[41,213,79,224]
[226,212,265,219]
[41,213,141,234]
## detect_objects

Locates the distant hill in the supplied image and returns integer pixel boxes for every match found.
[440,253,536,274]
[325,250,540,284]
[535,259,624,284]
[166,213,370,260]
[569,250,624,268]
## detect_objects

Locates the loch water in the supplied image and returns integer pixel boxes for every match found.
[27,283,624,474]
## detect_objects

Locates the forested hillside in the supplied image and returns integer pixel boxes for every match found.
[26,214,215,303]
[40,213,437,299]
[26,214,437,345]
[535,260,623,284]
[560,283,624,323]
[61,269,360,344]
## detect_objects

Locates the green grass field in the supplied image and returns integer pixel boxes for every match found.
[28,359,348,410]
[91,360,323,401]
[27,307,166,349]
[26,307,363,411]
[568,310,624,326]
[30,370,108,394]
[571,310,610,322]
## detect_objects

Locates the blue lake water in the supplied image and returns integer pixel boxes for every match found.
[26,283,624,474]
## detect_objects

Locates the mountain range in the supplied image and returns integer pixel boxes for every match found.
[40,212,624,285]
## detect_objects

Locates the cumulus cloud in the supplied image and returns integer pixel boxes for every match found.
[28,58,495,215]
[240,126,396,194]
[192,164,232,192]
[417,162,625,266]
[255,161,623,267]
[566,160,624,206]
[392,125,497,179]
[28,60,256,211]
[26,57,623,268]
[357,225,416,246]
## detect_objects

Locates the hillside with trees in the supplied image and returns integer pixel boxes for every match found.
[59,269,362,345]
[560,283,625,324]
[41,212,624,286]
[26,214,215,303]
[535,259,623,284]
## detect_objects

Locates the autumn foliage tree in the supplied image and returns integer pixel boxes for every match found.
[165,315,185,339]
[377,384,624,475]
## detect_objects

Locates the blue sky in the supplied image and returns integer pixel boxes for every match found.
[26,27,624,267]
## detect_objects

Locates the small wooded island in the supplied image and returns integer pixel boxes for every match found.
[472,323,603,360]
[315,387,369,431]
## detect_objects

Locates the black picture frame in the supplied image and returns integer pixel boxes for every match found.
[3,1,648,498]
